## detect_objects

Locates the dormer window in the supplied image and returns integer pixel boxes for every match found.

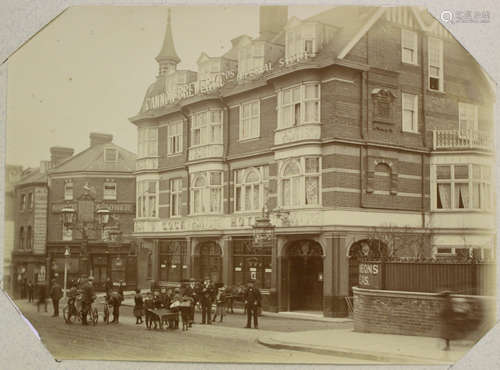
[104,148,118,162]
[285,22,335,61]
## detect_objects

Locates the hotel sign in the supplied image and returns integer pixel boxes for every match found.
[52,202,134,214]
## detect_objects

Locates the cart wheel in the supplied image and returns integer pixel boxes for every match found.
[92,308,99,326]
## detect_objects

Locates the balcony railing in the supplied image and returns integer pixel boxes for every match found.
[433,129,493,151]
[274,123,321,146]
[188,144,224,161]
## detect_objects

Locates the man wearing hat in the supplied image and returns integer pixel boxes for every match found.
[200,278,215,324]
[244,281,261,329]
[49,279,63,317]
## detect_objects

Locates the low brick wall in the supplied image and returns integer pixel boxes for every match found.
[353,287,495,339]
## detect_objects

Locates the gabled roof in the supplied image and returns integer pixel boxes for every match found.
[50,142,136,174]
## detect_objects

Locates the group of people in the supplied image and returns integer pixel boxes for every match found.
[30,275,263,329]
[134,278,262,329]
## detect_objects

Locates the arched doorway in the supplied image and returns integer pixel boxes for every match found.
[198,241,222,284]
[348,239,387,296]
[284,240,324,311]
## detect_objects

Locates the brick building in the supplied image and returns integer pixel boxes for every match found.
[45,133,141,291]
[130,6,495,316]
[11,163,49,298]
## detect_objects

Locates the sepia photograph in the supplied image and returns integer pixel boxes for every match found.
[1,1,498,367]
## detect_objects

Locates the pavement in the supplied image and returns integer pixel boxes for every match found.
[97,291,473,364]
[258,328,473,364]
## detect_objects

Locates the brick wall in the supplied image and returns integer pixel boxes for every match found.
[353,287,495,339]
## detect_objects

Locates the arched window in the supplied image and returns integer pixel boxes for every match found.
[235,168,261,212]
[19,227,24,249]
[191,174,207,214]
[26,226,32,249]
[281,160,302,207]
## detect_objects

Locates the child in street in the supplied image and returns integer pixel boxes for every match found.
[212,287,226,323]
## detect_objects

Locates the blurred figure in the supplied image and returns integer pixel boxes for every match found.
[27,281,34,303]
[105,277,113,300]
[200,279,215,324]
[50,279,63,317]
[134,289,144,325]
[37,284,48,313]
[212,287,226,323]
[80,277,95,326]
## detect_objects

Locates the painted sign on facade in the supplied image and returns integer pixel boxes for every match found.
[358,262,383,289]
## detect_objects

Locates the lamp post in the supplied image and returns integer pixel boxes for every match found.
[63,247,70,299]
[61,206,111,278]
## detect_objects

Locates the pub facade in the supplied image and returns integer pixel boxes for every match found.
[130,6,495,316]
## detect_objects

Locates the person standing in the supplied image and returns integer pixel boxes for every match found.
[134,289,144,325]
[184,279,197,327]
[80,277,95,326]
[49,279,63,317]
[27,281,34,303]
[200,279,215,324]
[212,287,226,323]
[37,284,48,313]
[244,282,261,329]
[109,288,123,324]
[104,277,113,300]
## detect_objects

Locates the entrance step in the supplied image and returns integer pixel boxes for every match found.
[272,311,352,323]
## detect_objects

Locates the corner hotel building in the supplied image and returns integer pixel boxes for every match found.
[130,6,495,316]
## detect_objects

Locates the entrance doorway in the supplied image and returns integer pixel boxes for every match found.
[199,241,222,284]
[284,240,323,311]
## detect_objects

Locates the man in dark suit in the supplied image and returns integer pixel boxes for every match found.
[200,279,215,324]
[49,279,63,317]
[244,281,261,329]
[80,277,95,326]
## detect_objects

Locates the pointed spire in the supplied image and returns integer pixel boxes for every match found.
[156,8,181,67]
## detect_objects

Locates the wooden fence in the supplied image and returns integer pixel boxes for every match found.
[381,262,496,296]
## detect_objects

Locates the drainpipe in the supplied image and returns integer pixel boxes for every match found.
[420,31,427,229]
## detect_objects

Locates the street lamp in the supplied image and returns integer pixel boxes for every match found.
[61,206,111,278]
[63,247,70,300]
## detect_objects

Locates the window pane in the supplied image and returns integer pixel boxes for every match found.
[472,165,481,179]
[282,179,290,207]
[253,184,260,210]
[282,89,292,105]
[305,158,319,173]
[292,86,301,102]
[246,170,259,183]
[235,187,242,211]
[454,183,469,208]
[454,165,469,179]
[305,176,319,205]
[436,166,451,179]
[437,183,451,209]
[291,177,301,206]
[210,172,222,185]
[244,185,251,210]
[305,84,318,99]
[472,183,481,209]
[283,161,300,176]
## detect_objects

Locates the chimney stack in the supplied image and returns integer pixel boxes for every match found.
[50,147,74,167]
[90,132,113,147]
[259,6,288,41]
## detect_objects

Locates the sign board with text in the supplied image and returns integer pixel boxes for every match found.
[358,262,383,290]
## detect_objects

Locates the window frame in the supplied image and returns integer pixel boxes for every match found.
[190,171,224,215]
[278,157,322,209]
[170,178,183,217]
[239,100,261,141]
[458,102,479,132]
[433,164,492,211]
[402,93,419,133]
[167,121,184,155]
[234,166,269,213]
[136,180,159,218]
[138,126,159,158]
[190,109,223,147]
[103,181,117,200]
[277,82,321,129]
[401,29,418,65]
[20,194,26,211]
[285,22,318,60]
[427,37,444,92]
[64,181,73,201]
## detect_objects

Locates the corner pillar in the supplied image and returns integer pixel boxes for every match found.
[221,236,232,287]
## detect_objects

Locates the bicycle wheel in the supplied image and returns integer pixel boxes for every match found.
[103,306,110,324]
[63,305,77,324]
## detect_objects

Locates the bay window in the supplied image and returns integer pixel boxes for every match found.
[138,127,158,158]
[240,100,260,140]
[234,166,269,212]
[435,164,492,210]
[136,180,158,218]
[190,172,223,215]
[191,110,223,146]
[278,83,320,128]
[279,157,321,208]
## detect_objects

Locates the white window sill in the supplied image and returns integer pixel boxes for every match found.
[427,88,445,95]
[401,61,419,67]
[238,136,260,143]
[167,152,183,157]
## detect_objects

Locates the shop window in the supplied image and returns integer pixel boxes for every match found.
[158,240,187,282]
[232,238,272,289]
[434,164,492,210]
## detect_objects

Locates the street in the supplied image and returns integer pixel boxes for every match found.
[16,300,369,364]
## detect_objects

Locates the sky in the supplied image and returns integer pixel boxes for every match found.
[6,5,333,168]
